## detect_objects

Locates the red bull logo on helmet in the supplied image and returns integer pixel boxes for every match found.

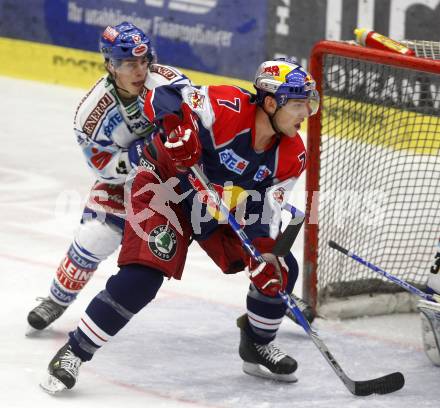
[263,65,281,77]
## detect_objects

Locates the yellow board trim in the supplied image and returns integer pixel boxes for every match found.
[0,36,253,91]
[323,95,440,156]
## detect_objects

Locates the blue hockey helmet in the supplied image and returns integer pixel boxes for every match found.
[254,57,319,115]
[99,22,154,63]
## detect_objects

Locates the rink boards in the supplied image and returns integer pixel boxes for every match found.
[0,36,253,91]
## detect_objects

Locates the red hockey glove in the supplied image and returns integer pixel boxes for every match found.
[164,103,201,168]
[247,237,288,297]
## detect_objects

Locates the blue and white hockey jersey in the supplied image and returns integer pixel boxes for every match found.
[74,64,191,184]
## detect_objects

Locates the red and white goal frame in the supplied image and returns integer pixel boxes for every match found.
[303,40,440,318]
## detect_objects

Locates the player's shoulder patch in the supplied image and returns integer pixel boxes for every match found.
[145,64,187,90]
[150,64,179,80]
[182,86,207,111]
[181,85,216,129]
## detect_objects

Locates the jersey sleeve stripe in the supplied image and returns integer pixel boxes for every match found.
[143,88,156,122]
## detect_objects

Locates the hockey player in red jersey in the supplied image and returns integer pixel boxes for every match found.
[26,22,191,332]
[40,58,320,393]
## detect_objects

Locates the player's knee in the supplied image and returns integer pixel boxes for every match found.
[74,219,122,261]
[106,264,164,314]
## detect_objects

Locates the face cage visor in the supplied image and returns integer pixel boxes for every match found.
[109,54,151,74]
[274,85,320,116]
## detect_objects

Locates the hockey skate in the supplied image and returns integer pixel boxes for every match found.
[40,343,82,394]
[236,314,298,383]
[27,297,67,332]
[285,293,316,325]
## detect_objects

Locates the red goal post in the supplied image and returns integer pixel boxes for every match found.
[303,40,440,318]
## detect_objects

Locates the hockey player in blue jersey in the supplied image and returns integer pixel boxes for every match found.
[40,58,320,393]
[27,22,191,332]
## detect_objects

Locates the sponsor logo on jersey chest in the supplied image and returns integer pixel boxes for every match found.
[83,94,114,136]
[253,165,272,182]
[219,149,249,175]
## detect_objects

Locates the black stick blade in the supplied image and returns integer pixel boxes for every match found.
[273,215,305,257]
[354,372,405,396]
[328,240,349,255]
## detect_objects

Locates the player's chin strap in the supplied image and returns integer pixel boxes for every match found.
[189,164,405,396]
[106,70,137,103]
[262,105,283,138]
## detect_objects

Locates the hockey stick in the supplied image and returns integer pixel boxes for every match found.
[328,240,440,303]
[275,203,305,257]
[278,292,404,396]
[190,164,297,259]
[190,164,404,396]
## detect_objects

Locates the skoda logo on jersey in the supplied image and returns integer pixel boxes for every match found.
[148,225,177,261]
[219,149,249,175]
[132,44,148,57]
[253,165,272,182]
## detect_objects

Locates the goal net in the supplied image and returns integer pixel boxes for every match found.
[303,40,440,318]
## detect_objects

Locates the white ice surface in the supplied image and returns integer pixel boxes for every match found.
[0,76,439,407]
